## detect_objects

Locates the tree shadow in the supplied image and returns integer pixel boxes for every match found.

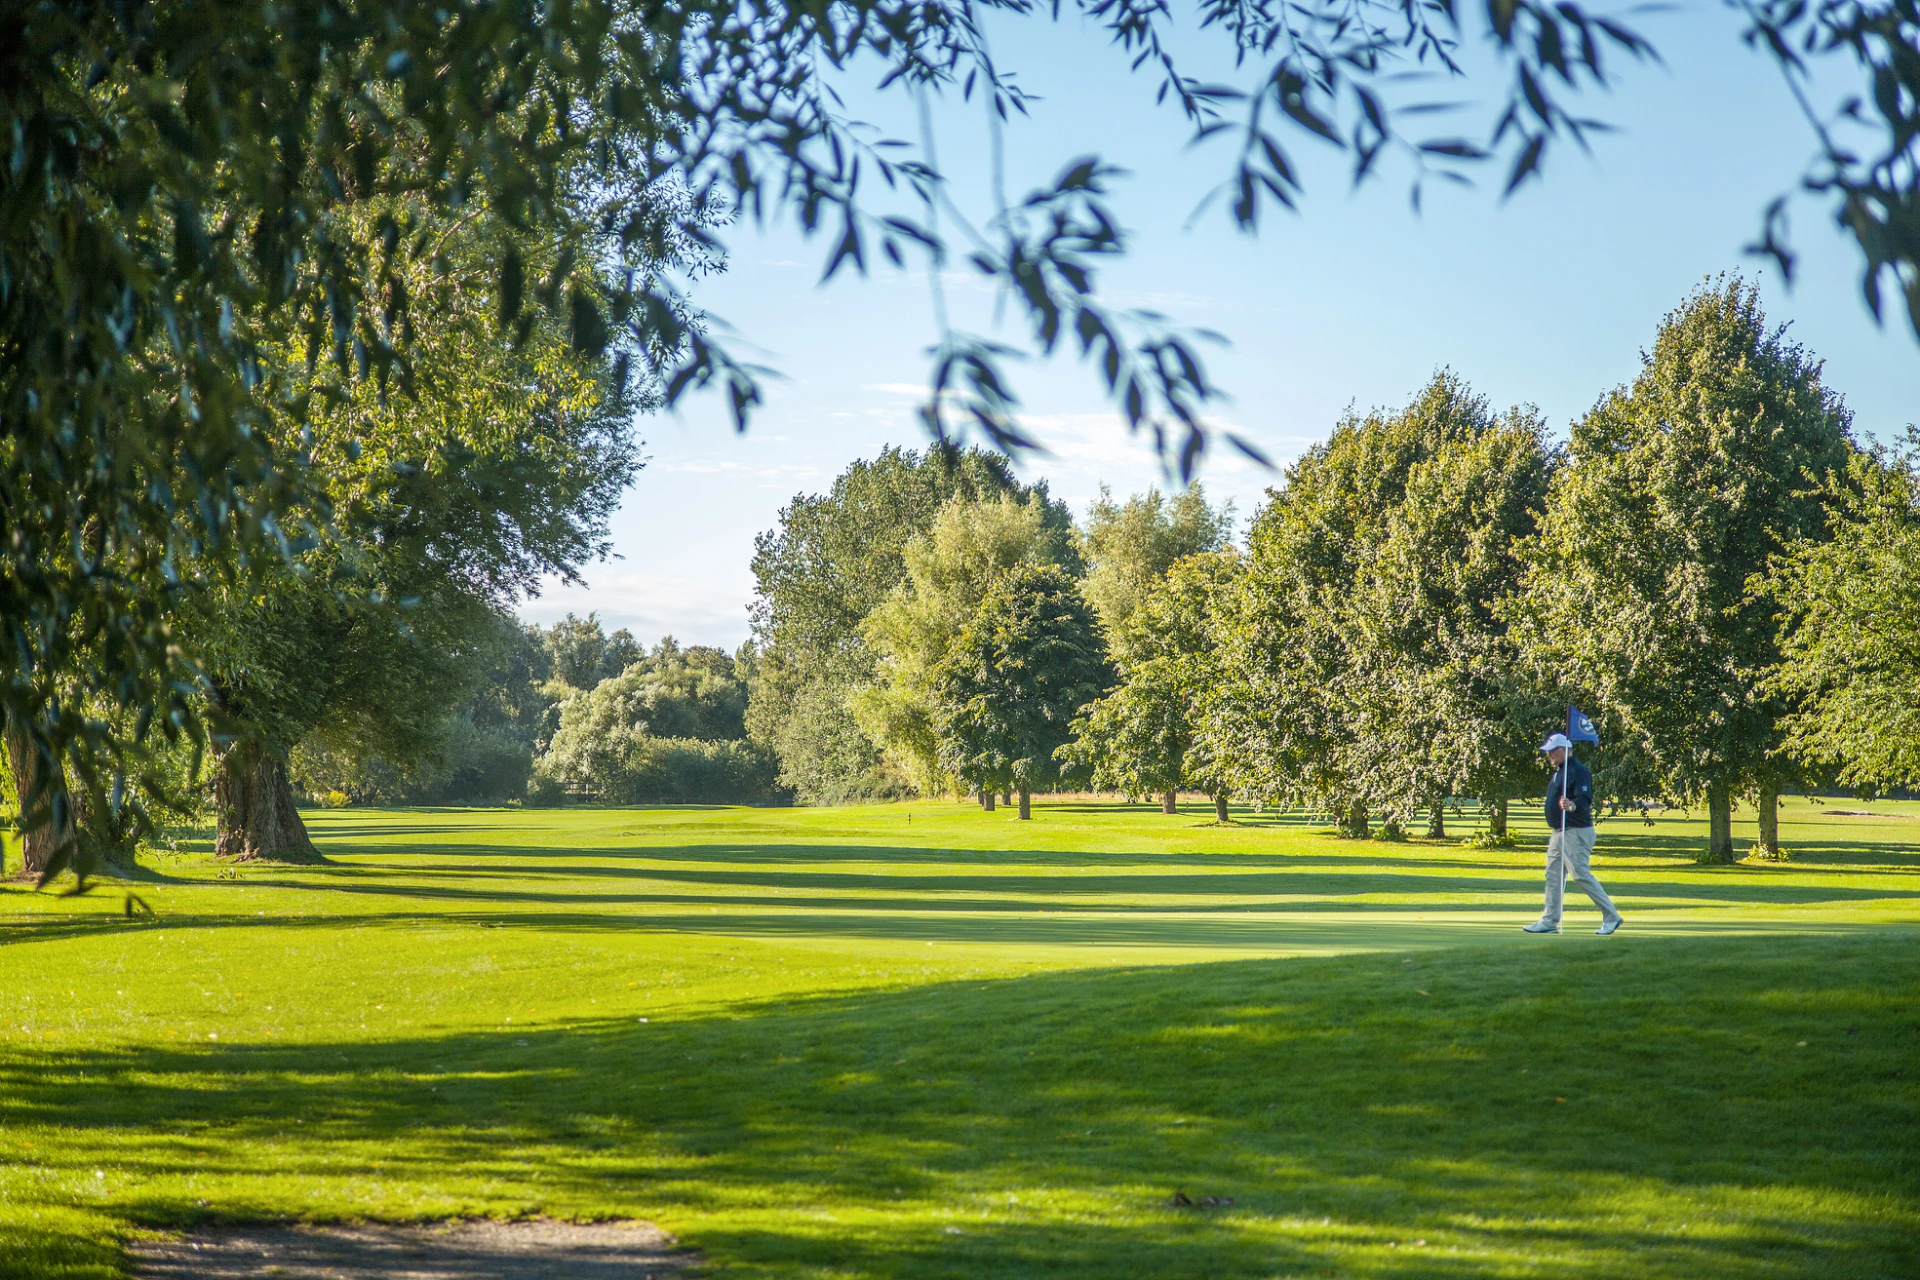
[227,851,1920,913]
[5,935,1914,1278]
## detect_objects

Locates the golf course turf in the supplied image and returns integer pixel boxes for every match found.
[1,798,1915,1278]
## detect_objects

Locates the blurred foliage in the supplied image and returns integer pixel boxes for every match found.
[1739,1,1920,339]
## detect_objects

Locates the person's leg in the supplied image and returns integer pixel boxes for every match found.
[1561,826,1620,923]
[1537,831,1567,927]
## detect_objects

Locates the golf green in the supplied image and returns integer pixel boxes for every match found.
[2,797,1915,1278]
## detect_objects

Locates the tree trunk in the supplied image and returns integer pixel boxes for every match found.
[1017,788,1031,821]
[1214,793,1230,823]
[1161,789,1177,815]
[1756,785,1781,859]
[981,788,995,812]
[1426,803,1446,840]
[1704,781,1735,863]
[1003,789,1013,808]
[214,743,325,863]
[4,710,75,880]
[1488,797,1508,838]
[1338,800,1369,839]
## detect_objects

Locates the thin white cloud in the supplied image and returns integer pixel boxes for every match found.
[654,459,828,479]
[520,567,755,647]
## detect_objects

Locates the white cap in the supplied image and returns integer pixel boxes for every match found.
[1539,732,1572,753]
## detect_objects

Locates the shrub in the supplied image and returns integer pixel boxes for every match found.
[525,771,569,808]
[536,729,782,805]
[291,717,534,805]
[611,737,781,804]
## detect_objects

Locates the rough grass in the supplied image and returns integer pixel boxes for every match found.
[1,797,1915,1279]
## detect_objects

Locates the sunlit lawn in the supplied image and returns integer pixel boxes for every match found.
[1,797,1916,1278]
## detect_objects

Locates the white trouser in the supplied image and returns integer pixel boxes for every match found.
[1540,825,1619,927]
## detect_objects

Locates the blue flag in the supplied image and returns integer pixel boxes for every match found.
[1567,705,1600,745]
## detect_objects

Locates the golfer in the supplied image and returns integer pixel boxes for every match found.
[1524,732,1623,936]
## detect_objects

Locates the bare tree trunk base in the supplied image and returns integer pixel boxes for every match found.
[1017,789,1031,821]
[1749,786,1785,860]
[1699,783,1736,864]
[1213,794,1230,823]
[215,748,327,864]
[5,709,78,881]
[1161,790,1177,815]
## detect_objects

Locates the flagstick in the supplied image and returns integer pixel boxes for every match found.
[1563,708,1572,835]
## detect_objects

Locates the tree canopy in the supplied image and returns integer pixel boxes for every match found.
[168,223,642,863]
[1077,486,1235,644]
[1209,371,1528,833]
[746,446,1058,803]
[1764,447,1920,794]
[1066,549,1241,816]
[1522,278,1853,859]
[853,492,1078,795]
[8,0,1918,874]
[936,563,1110,819]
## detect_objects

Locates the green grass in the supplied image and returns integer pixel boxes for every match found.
[1,797,1916,1278]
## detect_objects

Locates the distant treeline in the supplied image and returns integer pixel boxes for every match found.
[6,279,1907,873]
[739,278,1911,862]
[290,621,770,809]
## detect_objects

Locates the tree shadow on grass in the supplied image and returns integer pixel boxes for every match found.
[2,934,1914,1279]
[234,854,1920,911]
[5,858,1914,957]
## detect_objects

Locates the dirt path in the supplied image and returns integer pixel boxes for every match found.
[132,1218,693,1279]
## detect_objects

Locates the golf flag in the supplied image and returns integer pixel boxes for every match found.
[1568,705,1600,745]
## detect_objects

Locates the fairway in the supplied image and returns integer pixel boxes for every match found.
[2,798,1916,1279]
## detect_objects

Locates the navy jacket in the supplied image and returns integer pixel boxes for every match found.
[1545,757,1594,830]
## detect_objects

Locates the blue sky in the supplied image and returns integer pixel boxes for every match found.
[523,3,1917,647]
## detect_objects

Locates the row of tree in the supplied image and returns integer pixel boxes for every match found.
[287,615,767,809]
[10,1,1916,882]
[749,279,1908,861]
[746,448,1232,809]
[529,627,774,805]
[0,273,1897,873]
